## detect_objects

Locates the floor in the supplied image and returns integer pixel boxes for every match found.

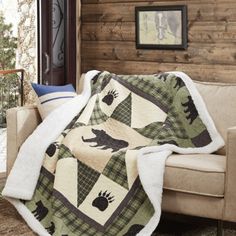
[0,198,35,236]
[0,189,236,236]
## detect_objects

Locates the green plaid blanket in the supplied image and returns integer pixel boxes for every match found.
[23,71,216,235]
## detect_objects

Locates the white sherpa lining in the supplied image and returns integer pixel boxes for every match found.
[137,71,224,236]
[2,70,100,199]
[2,71,224,236]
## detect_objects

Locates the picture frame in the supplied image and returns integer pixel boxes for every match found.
[135,5,188,50]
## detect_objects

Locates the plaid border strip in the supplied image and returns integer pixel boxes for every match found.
[51,179,147,236]
[165,110,188,139]
[135,121,164,139]
[37,164,148,235]
[36,168,104,235]
[52,190,104,235]
[36,167,54,200]
[113,74,171,113]
[35,162,148,236]
[105,180,147,235]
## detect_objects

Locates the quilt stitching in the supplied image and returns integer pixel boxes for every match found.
[119,74,173,108]
[9,71,222,236]
[36,168,54,200]
[52,196,101,235]
[51,179,146,235]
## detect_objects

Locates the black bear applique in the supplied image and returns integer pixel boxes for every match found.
[46,222,55,235]
[92,190,114,211]
[102,90,118,106]
[32,200,48,221]
[157,73,169,81]
[123,224,144,236]
[174,77,185,91]
[92,72,102,84]
[46,142,59,157]
[82,128,128,153]
[182,96,198,125]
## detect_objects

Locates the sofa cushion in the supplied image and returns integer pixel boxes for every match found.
[31,83,77,119]
[164,154,226,197]
[194,81,236,155]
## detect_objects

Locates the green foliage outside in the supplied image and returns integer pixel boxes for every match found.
[0,12,17,70]
[0,11,18,126]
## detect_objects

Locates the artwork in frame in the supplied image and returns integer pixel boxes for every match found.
[135,5,188,50]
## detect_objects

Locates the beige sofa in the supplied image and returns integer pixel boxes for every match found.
[6,80,236,235]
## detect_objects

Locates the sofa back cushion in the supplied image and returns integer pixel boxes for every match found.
[194,81,236,155]
[77,73,86,94]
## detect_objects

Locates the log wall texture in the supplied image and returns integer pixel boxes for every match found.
[81,0,236,82]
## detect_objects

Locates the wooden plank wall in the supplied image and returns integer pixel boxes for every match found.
[81,0,236,82]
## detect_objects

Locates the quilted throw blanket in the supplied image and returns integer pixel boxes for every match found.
[3,71,224,236]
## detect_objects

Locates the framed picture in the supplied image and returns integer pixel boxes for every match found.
[135,5,188,50]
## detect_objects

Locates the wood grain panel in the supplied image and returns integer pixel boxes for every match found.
[82,41,236,65]
[81,0,236,83]
[82,22,236,43]
[82,2,236,22]
[82,59,236,82]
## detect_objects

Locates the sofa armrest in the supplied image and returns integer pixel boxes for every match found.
[223,126,236,221]
[6,105,41,176]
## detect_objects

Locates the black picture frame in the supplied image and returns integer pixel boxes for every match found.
[135,5,188,50]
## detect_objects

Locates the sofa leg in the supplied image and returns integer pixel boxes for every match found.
[217,220,224,236]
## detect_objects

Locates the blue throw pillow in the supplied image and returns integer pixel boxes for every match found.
[31,83,77,119]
